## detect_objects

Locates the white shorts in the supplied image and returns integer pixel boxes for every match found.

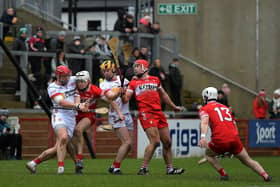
[51,113,76,138]
[109,113,134,130]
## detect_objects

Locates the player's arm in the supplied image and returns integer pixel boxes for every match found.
[52,93,86,110]
[199,115,209,148]
[158,87,181,111]
[104,88,121,100]
[121,88,133,104]
[110,100,125,121]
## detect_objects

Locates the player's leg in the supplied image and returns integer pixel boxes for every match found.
[26,144,57,174]
[137,126,160,175]
[235,148,271,181]
[55,127,69,174]
[109,126,132,174]
[73,117,91,174]
[205,147,229,180]
[74,117,91,161]
[159,126,184,175]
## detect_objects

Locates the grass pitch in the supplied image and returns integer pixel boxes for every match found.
[0,157,278,187]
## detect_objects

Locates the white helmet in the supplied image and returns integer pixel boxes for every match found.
[76,71,91,81]
[202,87,218,103]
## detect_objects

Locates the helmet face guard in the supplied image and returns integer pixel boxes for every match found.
[133,59,149,77]
[55,65,71,85]
[202,87,218,103]
[100,60,116,80]
[75,71,91,91]
[76,71,91,82]
[100,60,115,71]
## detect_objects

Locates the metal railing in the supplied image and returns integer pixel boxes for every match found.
[160,45,259,97]
[18,1,77,31]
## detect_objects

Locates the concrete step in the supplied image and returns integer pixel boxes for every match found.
[0,79,17,94]
[0,99,26,108]
[184,97,202,104]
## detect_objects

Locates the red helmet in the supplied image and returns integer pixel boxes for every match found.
[55,65,71,75]
[134,59,149,69]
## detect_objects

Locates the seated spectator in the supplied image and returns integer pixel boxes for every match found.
[0,109,22,160]
[268,89,280,119]
[0,8,18,38]
[253,89,268,119]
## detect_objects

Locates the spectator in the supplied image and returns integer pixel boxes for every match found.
[139,47,148,60]
[28,26,47,80]
[113,9,126,32]
[28,26,47,109]
[149,59,168,110]
[67,35,85,74]
[12,27,28,95]
[151,22,161,34]
[0,8,18,38]
[138,15,151,33]
[217,90,229,106]
[47,31,66,52]
[221,83,231,105]
[268,89,280,119]
[138,15,152,51]
[84,40,101,85]
[0,109,22,160]
[123,14,138,33]
[253,89,268,119]
[50,49,68,79]
[94,36,112,60]
[169,58,183,106]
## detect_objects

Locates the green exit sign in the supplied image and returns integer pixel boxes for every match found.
[158,3,197,15]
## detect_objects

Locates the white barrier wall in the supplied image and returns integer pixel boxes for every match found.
[137,119,211,158]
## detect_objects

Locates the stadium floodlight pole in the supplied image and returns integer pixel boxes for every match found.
[0,39,51,119]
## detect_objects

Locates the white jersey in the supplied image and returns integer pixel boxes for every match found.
[47,76,77,137]
[100,76,130,117]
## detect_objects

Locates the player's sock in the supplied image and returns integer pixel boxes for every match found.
[33,158,41,165]
[166,164,173,173]
[76,154,83,161]
[218,168,227,176]
[113,161,121,169]
[58,161,64,167]
[141,160,148,169]
[261,171,269,180]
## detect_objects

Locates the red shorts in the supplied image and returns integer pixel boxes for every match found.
[138,110,168,130]
[76,112,96,125]
[208,136,243,155]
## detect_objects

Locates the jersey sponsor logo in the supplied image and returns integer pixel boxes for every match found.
[135,83,158,95]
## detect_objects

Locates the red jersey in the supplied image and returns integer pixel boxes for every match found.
[127,76,161,112]
[199,101,238,143]
[78,84,102,111]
